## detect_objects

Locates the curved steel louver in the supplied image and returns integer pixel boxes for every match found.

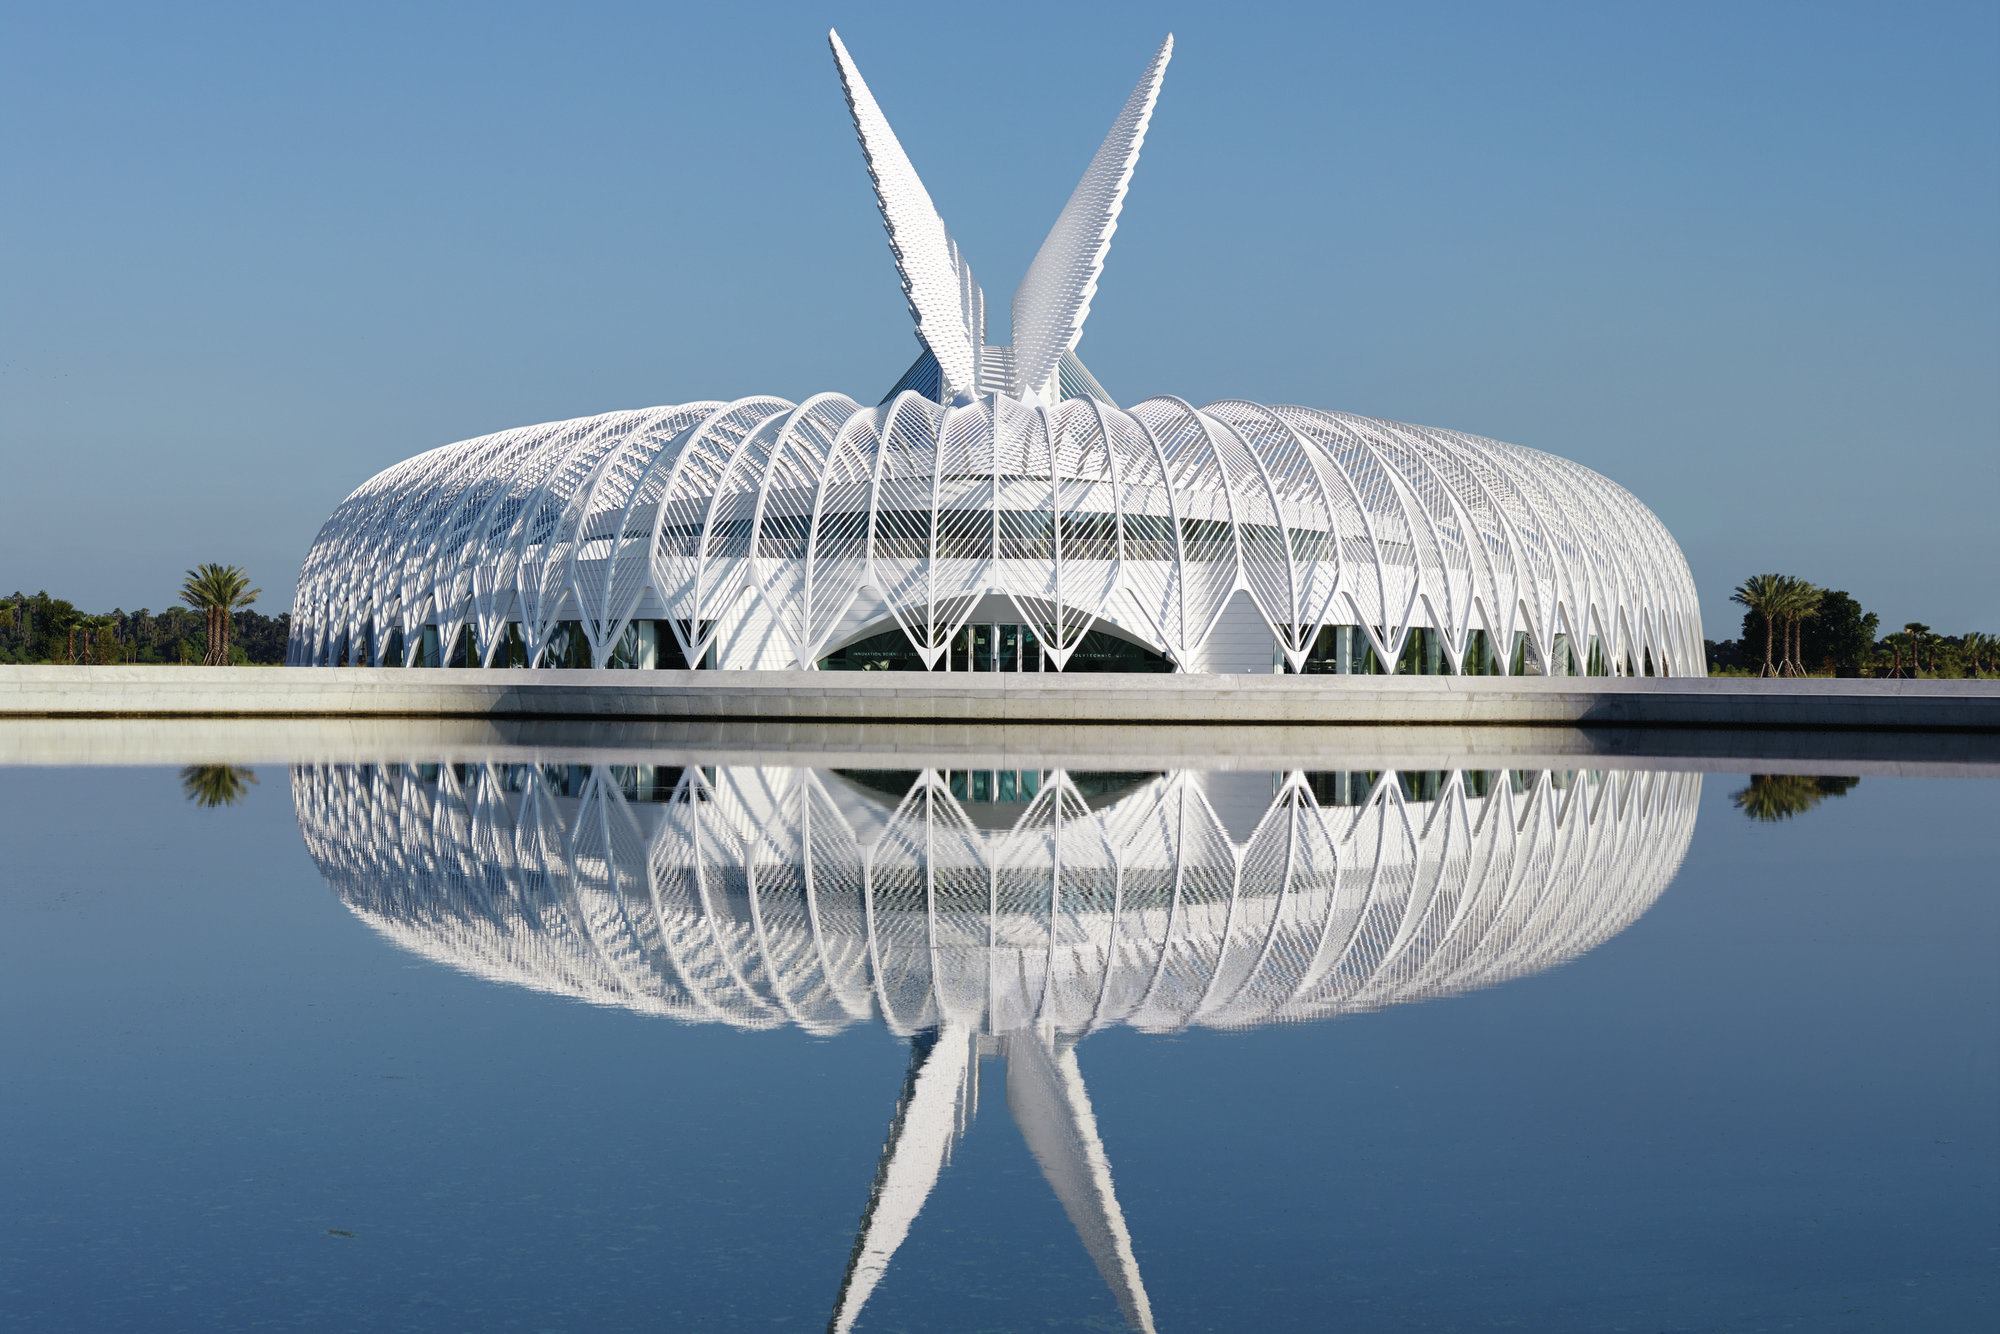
[295,762,1700,1038]
[292,393,1703,673]
[290,31,1704,675]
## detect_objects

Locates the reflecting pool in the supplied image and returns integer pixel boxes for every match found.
[2,728,1995,1331]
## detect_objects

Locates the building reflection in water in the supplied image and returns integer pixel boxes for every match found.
[295,760,1700,1332]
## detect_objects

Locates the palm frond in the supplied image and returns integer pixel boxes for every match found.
[180,563,259,611]
[179,764,258,807]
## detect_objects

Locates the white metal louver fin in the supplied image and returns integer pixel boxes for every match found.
[1010,34,1173,404]
[829,29,985,401]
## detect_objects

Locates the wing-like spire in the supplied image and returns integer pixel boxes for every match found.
[829,29,985,401]
[828,1027,977,1334]
[1010,35,1173,404]
[1004,1033,1156,1333]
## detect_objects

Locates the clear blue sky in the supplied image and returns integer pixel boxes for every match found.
[3,0,1995,632]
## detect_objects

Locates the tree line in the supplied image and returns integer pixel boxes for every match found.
[2,563,1990,677]
[1708,574,1993,678]
[1,566,280,665]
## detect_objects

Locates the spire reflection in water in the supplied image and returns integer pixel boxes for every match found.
[295,761,1700,1331]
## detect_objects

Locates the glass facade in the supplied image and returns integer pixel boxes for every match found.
[820,623,1173,673]
[374,615,1633,677]
[1283,624,1631,678]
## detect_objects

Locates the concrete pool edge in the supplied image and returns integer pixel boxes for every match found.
[4,714,1999,776]
[2,665,1997,731]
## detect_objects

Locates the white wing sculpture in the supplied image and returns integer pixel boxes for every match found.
[829,1027,979,1334]
[831,29,1169,405]
[1011,35,1173,403]
[829,29,985,401]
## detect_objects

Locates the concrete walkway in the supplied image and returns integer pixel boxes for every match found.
[2,665,1997,730]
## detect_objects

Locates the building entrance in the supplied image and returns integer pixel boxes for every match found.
[945,623,1044,672]
[817,620,1174,673]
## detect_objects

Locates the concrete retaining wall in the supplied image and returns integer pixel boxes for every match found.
[2,665,1997,731]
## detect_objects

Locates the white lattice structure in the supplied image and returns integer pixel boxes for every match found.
[297,762,1699,1038]
[295,758,1698,1332]
[290,32,1703,677]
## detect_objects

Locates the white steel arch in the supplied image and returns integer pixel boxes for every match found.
[292,394,1703,674]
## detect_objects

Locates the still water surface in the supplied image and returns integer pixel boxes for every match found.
[2,740,1994,1331]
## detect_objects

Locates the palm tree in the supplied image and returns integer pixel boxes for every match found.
[1775,577,1822,676]
[1772,577,1799,676]
[1902,622,1931,678]
[67,614,118,664]
[1879,631,1906,678]
[1731,773,1860,821]
[179,765,258,807]
[1961,631,1993,677]
[1,595,44,659]
[1731,574,1786,677]
[89,615,121,664]
[179,564,261,666]
[1732,773,1821,820]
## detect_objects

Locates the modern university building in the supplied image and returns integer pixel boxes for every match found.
[291,32,1704,678]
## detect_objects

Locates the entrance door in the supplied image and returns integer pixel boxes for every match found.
[944,623,1046,672]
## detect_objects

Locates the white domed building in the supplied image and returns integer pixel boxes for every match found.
[290,32,1704,679]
